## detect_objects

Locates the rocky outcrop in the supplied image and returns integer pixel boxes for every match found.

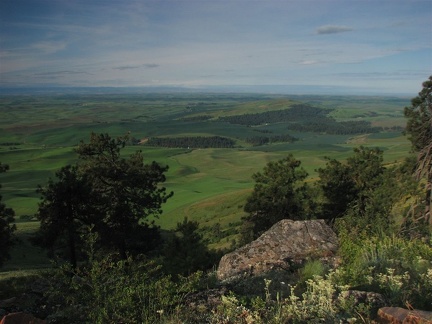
[0,312,46,324]
[217,219,338,282]
[377,307,432,323]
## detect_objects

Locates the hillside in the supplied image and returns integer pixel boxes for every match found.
[0,93,410,247]
[1,90,432,323]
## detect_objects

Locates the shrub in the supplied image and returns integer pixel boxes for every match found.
[299,260,327,282]
[335,234,432,310]
[42,233,204,323]
[208,272,373,323]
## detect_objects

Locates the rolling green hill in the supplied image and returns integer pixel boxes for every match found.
[0,93,411,245]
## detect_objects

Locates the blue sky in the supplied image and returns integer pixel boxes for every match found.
[0,0,431,94]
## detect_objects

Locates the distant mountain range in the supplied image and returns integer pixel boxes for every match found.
[0,85,414,96]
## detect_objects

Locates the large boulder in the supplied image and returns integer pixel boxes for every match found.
[377,307,432,323]
[217,219,338,282]
[0,312,46,324]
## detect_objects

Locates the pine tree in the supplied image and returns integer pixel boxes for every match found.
[404,76,432,224]
[0,163,16,266]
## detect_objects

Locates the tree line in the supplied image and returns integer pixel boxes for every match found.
[32,133,174,267]
[240,76,432,243]
[180,115,212,122]
[144,135,235,148]
[0,163,15,266]
[287,118,381,135]
[218,104,328,126]
[0,132,219,274]
[240,146,398,242]
[218,104,381,135]
[245,134,298,146]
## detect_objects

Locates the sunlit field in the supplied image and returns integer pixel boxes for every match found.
[0,93,411,235]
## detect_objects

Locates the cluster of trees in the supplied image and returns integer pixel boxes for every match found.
[144,136,235,148]
[0,134,224,273]
[241,154,312,241]
[241,144,425,244]
[241,76,432,242]
[219,103,381,135]
[245,134,298,146]
[219,104,327,126]
[161,217,222,276]
[287,118,381,135]
[404,75,432,225]
[0,142,22,146]
[0,163,16,266]
[180,115,212,122]
[25,132,220,274]
[33,133,174,267]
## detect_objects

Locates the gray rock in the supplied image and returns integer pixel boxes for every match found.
[377,307,432,323]
[217,219,338,282]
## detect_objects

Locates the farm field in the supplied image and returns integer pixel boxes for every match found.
[0,92,412,252]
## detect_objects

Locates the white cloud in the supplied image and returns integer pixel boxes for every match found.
[32,41,67,54]
[299,60,320,65]
[113,64,160,70]
[35,70,92,77]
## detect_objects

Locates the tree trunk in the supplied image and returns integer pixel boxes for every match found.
[119,238,127,260]
[68,226,77,269]
[426,179,431,225]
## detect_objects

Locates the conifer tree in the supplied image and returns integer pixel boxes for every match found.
[242,154,312,239]
[0,162,16,267]
[36,165,95,267]
[404,76,432,224]
[75,132,173,258]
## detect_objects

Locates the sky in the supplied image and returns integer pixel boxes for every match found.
[0,0,431,95]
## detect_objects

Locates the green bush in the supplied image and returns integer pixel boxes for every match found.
[43,254,203,323]
[42,230,202,323]
[209,272,373,323]
[335,234,432,310]
[299,260,327,282]
[206,233,432,323]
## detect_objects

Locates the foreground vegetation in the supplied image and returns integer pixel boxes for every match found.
[0,77,431,322]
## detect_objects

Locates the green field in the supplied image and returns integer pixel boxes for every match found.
[0,93,412,252]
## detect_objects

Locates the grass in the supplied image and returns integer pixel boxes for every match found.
[0,221,51,300]
[0,92,414,268]
[1,221,51,273]
[158,148,280,227]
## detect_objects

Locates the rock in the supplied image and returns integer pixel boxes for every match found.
[377,307,432,324]
[183,287,228,311]
[0,312,46,324]
[217,219,338,282]
[404,312,432,324]
[179,287,228,323]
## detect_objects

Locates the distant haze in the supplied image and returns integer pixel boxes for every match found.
[1,0,431,95]
[0,85,416,97]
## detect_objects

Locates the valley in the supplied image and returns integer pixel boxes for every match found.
[0,92,411,251]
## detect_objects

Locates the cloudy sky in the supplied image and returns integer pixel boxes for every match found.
[1,0,431,94]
